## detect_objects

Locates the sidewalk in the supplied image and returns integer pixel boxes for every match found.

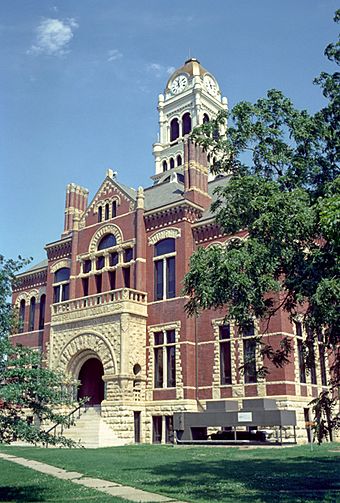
[0,452,188,503]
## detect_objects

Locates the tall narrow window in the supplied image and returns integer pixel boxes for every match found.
[203,113,209,123]
[295,321,306,383]
[154,329,176,388]
[154,238,176,300]
[19,299,25,333]
[123,267,130,288]
[105,203,109,220]
[124,248,133,262]
[169,157,175,170]
[82,277,89,297]
[297,339,306,383]
[182,112,191,135]
[83,259,92,273]
[162,160,168,172]
[110,252,119,266]
[38,294,46,330]
[319,345,328,386]
[154,332,163,388]
[243,323,256,384]
[219,325,232,385]
[53,268,70,303]
[166,330,176,387]
[109,271,116,290]
[95,274,102,294]
[170,118,179,142]
[96,256,105,270]
[307,333,317,385]
[112,201,117,218]
[29,297,36,331]
[176,154,182,166]
[98,206,102,222]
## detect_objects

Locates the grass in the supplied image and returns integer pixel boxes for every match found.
[0,443,339,503]
[0,458,124,502]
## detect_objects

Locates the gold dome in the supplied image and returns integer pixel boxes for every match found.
[166,58,209,90]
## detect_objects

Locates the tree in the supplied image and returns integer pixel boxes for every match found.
[0,255,78,446]
[184,12,339,441]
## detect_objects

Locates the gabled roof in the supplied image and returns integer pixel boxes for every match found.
[17,259,48,278]
[199,175,229,221]
[144,181,184,211]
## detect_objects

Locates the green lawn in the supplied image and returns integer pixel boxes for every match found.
[1,443,339,503]
[0,458,124,502]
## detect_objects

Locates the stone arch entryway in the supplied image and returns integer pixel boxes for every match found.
[77,357,105,405]
[55,332,117,405]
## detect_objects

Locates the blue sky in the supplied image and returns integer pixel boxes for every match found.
[0,0,338,266]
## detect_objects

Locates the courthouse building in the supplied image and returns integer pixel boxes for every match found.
[11,59,329,444]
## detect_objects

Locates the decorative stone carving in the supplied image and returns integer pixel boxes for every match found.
[148,227,181,245]
[89,224,123,252]
[55,331,117,376]
[15,292,29,304]
[50,259,71,274]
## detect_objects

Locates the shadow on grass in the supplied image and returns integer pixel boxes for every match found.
[0,485,46,502]
[141,455,340,502]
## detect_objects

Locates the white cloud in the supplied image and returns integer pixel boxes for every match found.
[107,49,123,62]
[147,63,175,78]
[28,17,78,56]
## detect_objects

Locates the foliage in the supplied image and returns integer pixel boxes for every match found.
[309,391,340,444]
[184,12,340,439]
[0,255,77,446]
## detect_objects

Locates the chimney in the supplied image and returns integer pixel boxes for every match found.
[63,183,89,235]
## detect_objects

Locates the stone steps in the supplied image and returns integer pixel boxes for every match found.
[62,406,125,448]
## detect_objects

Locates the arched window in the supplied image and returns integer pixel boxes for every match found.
[98,234,116,250]
[162,160,168,172]
[105,203,109,220]
[170,118,179,142]
[203,113,209,123]
[154,238,176,300]
[19,299,25,333]
[39,294,46,330]
[176,154,182,167]
[53,268,70,303]
[29,297,36,331]
[169,158,175,170]
[98,206,102,223]
[182,113,191,135]
[112,201,117,218]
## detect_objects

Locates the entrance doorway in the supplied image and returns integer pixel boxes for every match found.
[77,358,104,405]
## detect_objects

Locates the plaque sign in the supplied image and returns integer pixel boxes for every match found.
[238,412,252,422]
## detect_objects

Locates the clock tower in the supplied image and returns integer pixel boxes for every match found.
[152,58,228,182]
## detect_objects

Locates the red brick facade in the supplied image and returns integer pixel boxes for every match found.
[11,60,331,444]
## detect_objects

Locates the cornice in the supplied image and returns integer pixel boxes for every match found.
[144,200,203,231]
[45,237,72,260]
[13,269,47,293]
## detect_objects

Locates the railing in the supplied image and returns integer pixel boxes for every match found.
[52,288,147,315]
[44,400,89,447]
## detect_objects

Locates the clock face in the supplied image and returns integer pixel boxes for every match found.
[171,74,188,95]
[203,75,218,96]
